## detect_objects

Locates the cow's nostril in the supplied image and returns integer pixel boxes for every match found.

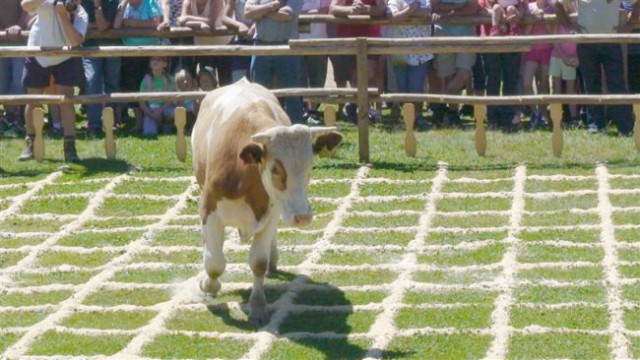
[293,214,312,226]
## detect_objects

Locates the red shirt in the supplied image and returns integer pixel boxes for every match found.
[336,0,380,38]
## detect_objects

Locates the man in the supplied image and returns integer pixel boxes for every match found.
[0,0,29,134]
[82,0,121,138]
[245,0,304,124]
[20,0,89,162]
[555,0,640,136]
[330,0,386,122]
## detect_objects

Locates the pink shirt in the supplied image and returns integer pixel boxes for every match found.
[551,23,577,58]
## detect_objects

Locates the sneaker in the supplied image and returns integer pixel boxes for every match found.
[459,104,474,118]
[18,135,35,161]
[489,25,502,36]
[586,123,604,135]
[530,114,549,129]
[304,110,323,126]
[341,103,357,124]
[563,116,583,130]
[367,108,382,123]
[63,137,80,163]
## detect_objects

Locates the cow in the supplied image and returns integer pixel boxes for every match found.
[191,78,343,326]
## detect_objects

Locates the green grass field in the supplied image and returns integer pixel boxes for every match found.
[1,124,640,359]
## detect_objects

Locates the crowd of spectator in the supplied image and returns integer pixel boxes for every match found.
[1,0,640,162]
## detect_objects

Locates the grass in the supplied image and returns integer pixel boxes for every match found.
[2,124,640,359]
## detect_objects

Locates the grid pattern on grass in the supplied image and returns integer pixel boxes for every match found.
[1,165,640,359]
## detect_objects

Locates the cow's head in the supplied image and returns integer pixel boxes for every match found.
[239,125,343,227]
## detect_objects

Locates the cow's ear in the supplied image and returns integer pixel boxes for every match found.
[239,143,264,165]
[312,131,343,157]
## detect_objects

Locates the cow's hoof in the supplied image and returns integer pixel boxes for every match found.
[249,306,269,327]
[267,265,278,277]
[199,275,221,295]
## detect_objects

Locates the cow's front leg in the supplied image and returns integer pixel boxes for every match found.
[268,235,278,275]
[248,219,277,326]
[200,211,225,295]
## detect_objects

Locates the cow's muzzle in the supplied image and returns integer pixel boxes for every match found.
[292,213,313,227]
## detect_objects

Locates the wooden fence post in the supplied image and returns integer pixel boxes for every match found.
[32,108,45,162]
[102,107,116,160]
[474,104,487,156]
[550,103,563,157]
[324,105,336,126]
[175,107,187,162]
[356,38,370,164]
[402,103,416,157]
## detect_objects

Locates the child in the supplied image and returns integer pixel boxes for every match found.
[174,68,198,132]
[139,56,176,137]
[197,64,218,91]
[520,0,554,128]
[487,0,521,35]
[549,0,579,127]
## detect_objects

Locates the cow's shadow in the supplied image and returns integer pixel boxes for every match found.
[206,271,411,359]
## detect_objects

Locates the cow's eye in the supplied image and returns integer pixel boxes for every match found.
[271,165,280,175]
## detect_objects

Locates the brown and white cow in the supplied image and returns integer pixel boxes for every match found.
[191,78,342,326]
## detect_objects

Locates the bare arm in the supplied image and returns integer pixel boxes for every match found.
[113,0,126,29]
[618,1,640,33]
[245,0,282,20]
[553,0,579,33]
[56,4,84,46]
[329,0,353,17]
[93,0,112,32]
[265,5,294,22]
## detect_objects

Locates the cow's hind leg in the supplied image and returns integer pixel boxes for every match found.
[200,211,225,295]
[248,218,277,326]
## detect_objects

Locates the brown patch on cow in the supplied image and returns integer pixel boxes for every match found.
[193,92,288,223]
[313,132,343,155]
[270,159,287,192]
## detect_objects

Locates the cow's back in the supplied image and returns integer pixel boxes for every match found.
[191,79,290,217]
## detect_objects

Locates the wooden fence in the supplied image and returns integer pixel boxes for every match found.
[1,15,640,162]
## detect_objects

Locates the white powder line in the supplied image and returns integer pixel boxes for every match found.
[484,165,527,360]
[240,166,370,360]
[2,179,198,359]
[596,164,629,360]
[1,174,132,358]
[0,172,63,220]
[364,163,449,360]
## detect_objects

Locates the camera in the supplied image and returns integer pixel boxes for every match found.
[54,0,77,12]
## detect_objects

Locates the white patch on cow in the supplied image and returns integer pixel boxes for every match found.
[216,197,275,237]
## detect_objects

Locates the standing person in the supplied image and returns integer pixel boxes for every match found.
[113,0,163,133]
[19,0,88,162]
[300,0,331,125]
[179,0,233,85]
[81,0,121,138]
[479,0,526,130]
[330,0,386,123]
[549,0,579,127]
[555,0,639,136]
[0,0,29,135]
[520,0,553,128]
[221,0,255,82]
[387,0,433,127]
[431,0,480,127]
[623,0,640,96]
[245,0,304,123]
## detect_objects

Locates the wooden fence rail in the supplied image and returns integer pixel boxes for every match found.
[3,34,640,162]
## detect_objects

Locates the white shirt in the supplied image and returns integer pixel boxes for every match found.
[28,0,88,67]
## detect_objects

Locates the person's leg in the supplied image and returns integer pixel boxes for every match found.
[500,52,521,125]
[104,56,122,111]
[251,55,273,89]
[83,57,104,132]
[56,85,77,137]
[483,53,502,126]
[577,43,605,130]
[601,43,634,135]
[275,55,303,123]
